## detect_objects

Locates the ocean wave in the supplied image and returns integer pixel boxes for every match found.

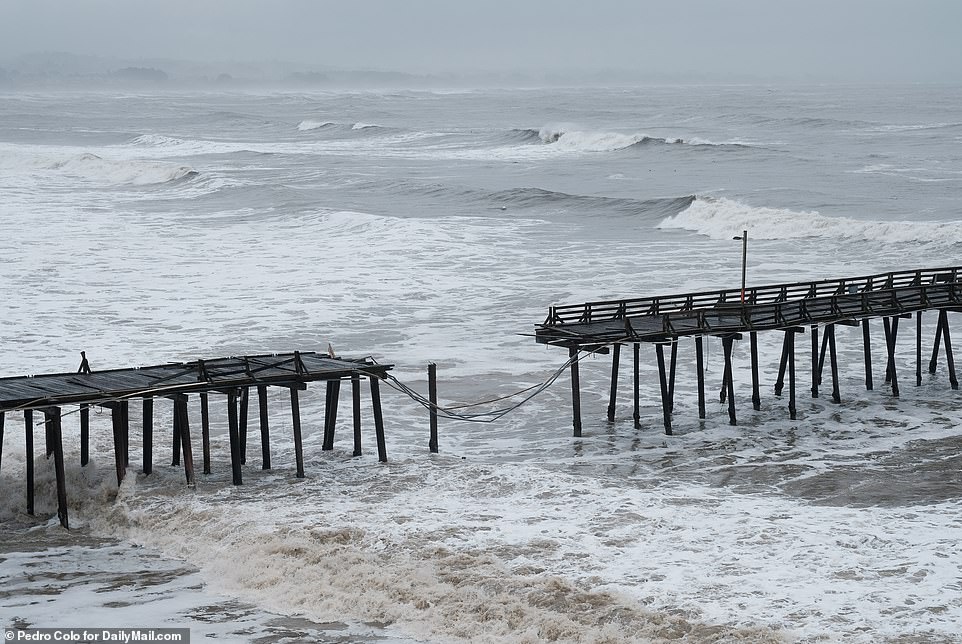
[535,125,746,152]
[50,152,198,185]
[493,187,695,217]
[297,120,335,131]
[658,196,962,244]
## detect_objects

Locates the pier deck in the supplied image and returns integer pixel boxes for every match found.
[535,266,961,437]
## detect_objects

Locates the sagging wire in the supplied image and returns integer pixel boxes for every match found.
[362,346,608,424]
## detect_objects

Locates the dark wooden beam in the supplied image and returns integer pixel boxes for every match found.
[227,389,243,485]
[143,398,153,475]
[370,376,388,463]
[352,374,362,457]
[569,346,582,437]
[257,385,271,469]
[290,386,304,478]
[695,336,706,420]
[25,410,35,515]
[428,364,438,453]
[606,344,620,423]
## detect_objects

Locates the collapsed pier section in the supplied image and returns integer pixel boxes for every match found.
[0,351,394,529]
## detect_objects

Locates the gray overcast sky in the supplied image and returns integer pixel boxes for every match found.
[2,0,961,81]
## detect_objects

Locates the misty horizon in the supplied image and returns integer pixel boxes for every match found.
[2,0,961,85]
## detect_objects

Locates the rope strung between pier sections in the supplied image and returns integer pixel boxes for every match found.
[362,348,596,423]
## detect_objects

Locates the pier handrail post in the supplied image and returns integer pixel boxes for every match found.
[733,230,748,303]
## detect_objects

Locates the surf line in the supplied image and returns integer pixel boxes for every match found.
[536,265,961,436]
[0,351,392,529]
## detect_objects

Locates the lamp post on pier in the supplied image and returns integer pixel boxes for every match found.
[733,230,748,303]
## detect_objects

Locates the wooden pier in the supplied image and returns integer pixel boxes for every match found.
[535,266,962,436]
[0,351,393,529]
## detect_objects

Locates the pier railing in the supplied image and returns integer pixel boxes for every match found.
[543,266,961,327]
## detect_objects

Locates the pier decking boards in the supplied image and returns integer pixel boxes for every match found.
[0,351,393,529]
[535,266,962,437]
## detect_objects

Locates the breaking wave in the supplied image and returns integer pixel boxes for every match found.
[658,196,962,245]
[297,120,335,131]
[533,126,748,152]
[50,152,198,185]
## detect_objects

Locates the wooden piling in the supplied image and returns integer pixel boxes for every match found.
[143,397,153,475]
[916,311,923,387]
[668,340,678,413]
[171,397,181,467]
[942,311,959,389]
[655,343,673,435]
[257,385,271,469]
[632,343,641,429]
[370,375,388,463]
[862,318,874,390]
[239,387,249,465]
[323,380,341,451]
[929,310,944,374]
[722,336,737,425]
[80,404,89,466]
[290,387,304,478]
[24,410,34,515]
[750,331,761,410]
[227,389,243,485]
[787,330,797,420]
[774,331,789,396]
[884,316,901,397]
[109,404,126,486]
[811,325,819,398]
[351,374,362,457]
[569,346,582,437]
[121,401,129,467]
[607,344,620,423]
[695,336,706,420]
[827,324,840,403]
[428,363,439,453]
[175,395,195,486]
[45,407,68,529]
[200,392,211,475]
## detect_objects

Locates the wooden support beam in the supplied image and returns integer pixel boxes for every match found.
[750,331,761,410]
[322,380,341,451]
[352,374,362,457]
[827,324,840,403]
[942,311,959,390]
[171,397,181,467]
[109,404,126,486]
[370,375,388,463]
[817,326,829,387]
[143,398,153,475]
[428,364,439,453]
[929,310,945,374]
[632,343,641,429]
[239,386,249,465]
[655,343,673,435]
[668,340,678,413]
[774,331,789,396]
[606,344,620,423]
[695,336,706,420]
[787,330,797,420]
[80,404,89,466]
[884,316,901,397]
[257,385,271,469]
[175,395,195,486]
[862,318,874,391]
[916,311,923,387]
[723,336,737,425]
[227,390,243,485]
[25,410,34,515]
[809,325,820,397]
[290,387,304,478]
[200,393,211,475]
[44,407,68,529]
[121,401,129,467]
[569,346,582,437]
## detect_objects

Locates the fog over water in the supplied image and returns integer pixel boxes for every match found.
[1,0,961,82]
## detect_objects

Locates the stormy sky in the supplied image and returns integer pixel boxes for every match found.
[2,0,960,81]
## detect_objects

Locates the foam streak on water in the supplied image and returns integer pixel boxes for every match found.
[2,84,962,642]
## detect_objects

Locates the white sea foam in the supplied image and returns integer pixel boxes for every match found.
[50,152,197,185]
[658,196,962,245]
